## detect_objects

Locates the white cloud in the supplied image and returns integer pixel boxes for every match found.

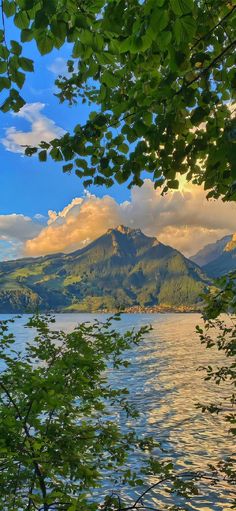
[47,57,68,75]
[0,214,44,260]
[0,214,43,241]
[24,180,236,258]
[120,180,236,255]
[34,213,47,222]
[1,103,65,154]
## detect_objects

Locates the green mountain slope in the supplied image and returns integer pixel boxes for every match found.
[0,226,209,312]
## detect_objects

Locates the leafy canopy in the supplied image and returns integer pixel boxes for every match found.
[0,0,236,198]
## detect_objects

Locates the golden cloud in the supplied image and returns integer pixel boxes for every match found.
[24,180,236,258]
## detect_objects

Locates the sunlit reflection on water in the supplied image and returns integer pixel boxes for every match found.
[1,313,235,510]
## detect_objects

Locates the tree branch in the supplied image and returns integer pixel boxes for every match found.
[0,380,48,510]
[107,38,236,129]
[190,5,236,51]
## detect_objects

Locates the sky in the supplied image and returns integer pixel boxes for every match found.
[0,28,236,261]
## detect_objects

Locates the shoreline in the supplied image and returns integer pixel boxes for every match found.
[0,305,203,315]
[59,305,203,314]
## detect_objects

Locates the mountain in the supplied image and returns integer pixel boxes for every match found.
[191,234,236,278]
[0,226,209,313]
[190,235,233,267]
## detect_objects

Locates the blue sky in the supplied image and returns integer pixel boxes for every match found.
[0,31,130,218]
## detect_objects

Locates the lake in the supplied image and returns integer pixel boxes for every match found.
[0,312,234,510]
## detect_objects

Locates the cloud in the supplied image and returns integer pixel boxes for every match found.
[47,57,68,75]
[1,181,235,261]
[1,103,65,153]
[0,214,43,241]
[0,214,44,260]
[24,180,236,258]
[120,180,236,255]
[24,193,122,256]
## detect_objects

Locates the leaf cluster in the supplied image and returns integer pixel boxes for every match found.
[0,0,235,197]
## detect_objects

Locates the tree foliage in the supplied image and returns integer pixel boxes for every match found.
[0,314,156,510]
[196,276,236,506]
[0,0,236,197]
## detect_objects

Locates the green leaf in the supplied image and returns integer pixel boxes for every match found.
[170,0,194,16]
[115,171,127,184]
[0,61,7,73]
[118,143,129,154]
[19,57,34,72]
[3,0,16,17]
[0,44,10,59]
[14,11,29,29]
[0,0,233,203]
[0,76,10,91]
[75,14,90,29]
[63,163,73,172]
[191,106,208,125]
[50,147,63,161]
[174,15,196,44]
[42,0,57,15]
[102,71,120,87]
[75,169,83,177]
[11,69,25,88]
[119,36,132,53]
[21,29,34,42]
[79,29,94,46]
[34,11,49,29]
[10,40,22,55]
[25,146,37,156]
[150,8,169,33]
[83,178,93,187]
[94,114,107,127]
[51,21,67,41]
[38,150,47,162]
[168,179,179,189]
[36,33,54,55]
[72,41,82,58]
[157,30,172,48]
[75,158,87,170]
[1,89,25,112]
[92,33,104,52]
[18,0,33,7]
[94,175,107,185]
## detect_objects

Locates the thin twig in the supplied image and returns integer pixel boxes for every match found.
[190,5,236,51]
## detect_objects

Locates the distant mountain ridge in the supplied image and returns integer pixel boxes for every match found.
[191,234,236,277]
[0,226,209,313]
[190,235,233,267]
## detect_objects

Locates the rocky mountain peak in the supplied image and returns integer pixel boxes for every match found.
[225,233,236,252]
[107,225,144,236]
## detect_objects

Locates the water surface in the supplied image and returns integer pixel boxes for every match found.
[0,313,234,510]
